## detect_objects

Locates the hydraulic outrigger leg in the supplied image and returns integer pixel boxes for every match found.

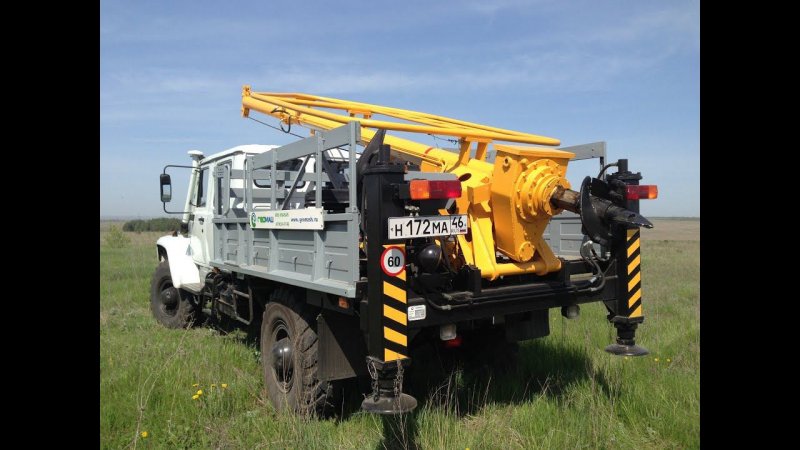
[604,223,649,356]
[360,138,417,414]
[551,159,651,356]
[550,159,651,356]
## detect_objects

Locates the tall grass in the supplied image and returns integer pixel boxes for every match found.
[100,231,699,449]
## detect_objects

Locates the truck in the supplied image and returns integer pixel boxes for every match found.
[152,87,658,416]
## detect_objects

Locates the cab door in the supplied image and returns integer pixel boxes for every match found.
[189,165,213,266]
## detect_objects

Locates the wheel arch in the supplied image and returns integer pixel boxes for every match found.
[155,235,201,289]
[157,244,168,262]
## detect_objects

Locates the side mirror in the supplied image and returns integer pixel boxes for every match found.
[160,174,172,202]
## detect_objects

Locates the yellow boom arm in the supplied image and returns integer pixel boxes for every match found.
[242,86,577,280]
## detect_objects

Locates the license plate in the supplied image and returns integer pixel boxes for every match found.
[387,215,469,239]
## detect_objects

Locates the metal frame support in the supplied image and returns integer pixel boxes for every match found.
[557,141,606,169]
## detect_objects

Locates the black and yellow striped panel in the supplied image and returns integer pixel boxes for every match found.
[626,229,643,318]
[382,244,408,361]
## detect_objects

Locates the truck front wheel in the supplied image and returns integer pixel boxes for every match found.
[261,287,332,417]
[150,261,197,328]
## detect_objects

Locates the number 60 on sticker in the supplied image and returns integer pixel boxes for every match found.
[380,246,406,276]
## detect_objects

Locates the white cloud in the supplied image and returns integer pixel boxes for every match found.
[99,41,673,124]
[592,6,699,44]
[465,0,551,15]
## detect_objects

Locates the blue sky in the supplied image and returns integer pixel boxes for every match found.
[100,0,699,218]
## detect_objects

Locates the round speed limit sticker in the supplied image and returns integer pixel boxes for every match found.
[380,246,406,277]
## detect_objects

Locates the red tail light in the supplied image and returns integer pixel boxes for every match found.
[625,185,658,200]
[409,180,462,200]
[443,335,463,348]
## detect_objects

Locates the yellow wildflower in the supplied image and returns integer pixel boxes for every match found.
[196,389,203,395]
[192,394,200,400]
[192,383,199,387]
[141,431,148,438]
[654,357,659,362]
[221,383,228,389]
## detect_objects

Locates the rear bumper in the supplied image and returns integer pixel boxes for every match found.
[406,260,616,328]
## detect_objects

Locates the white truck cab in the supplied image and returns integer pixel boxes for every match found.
[157,144,348,291]
[157,144,277,293]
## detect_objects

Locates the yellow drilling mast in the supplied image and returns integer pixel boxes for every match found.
[241,87,580,280]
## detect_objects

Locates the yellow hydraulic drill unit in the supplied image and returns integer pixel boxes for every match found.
[238,87,658,414]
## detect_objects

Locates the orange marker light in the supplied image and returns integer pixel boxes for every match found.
[625,185,658,200]
[409,180,462,200]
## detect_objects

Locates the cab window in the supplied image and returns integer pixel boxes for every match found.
[196,168,208,207]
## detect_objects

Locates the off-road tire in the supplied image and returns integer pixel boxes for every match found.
[261,287,333,417]
[150,261,196,328]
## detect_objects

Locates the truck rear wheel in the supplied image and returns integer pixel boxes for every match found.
[150,261,196,328]
[261,287,332,417]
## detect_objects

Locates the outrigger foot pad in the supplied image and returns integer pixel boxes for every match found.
[605,343,649,356]
[361,393,418,415]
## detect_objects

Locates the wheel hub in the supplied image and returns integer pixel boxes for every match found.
[271,334,294,392]
[159,286,179,315]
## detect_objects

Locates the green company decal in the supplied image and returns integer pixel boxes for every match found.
[249,208,323,230]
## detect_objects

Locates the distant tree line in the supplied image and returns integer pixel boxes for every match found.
[123,218,182,232]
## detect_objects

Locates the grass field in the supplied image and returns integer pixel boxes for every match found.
[100,220,700,449]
